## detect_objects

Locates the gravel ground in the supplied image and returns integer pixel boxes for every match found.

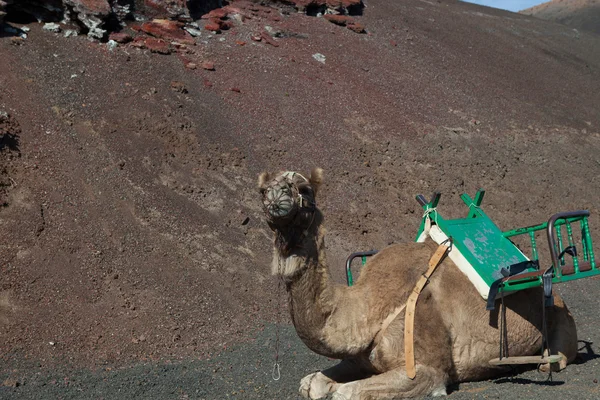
[2,278,599,399]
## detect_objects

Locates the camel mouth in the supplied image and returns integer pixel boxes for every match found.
[262,179,299,223]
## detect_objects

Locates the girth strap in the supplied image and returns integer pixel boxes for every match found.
[405,242,450,379]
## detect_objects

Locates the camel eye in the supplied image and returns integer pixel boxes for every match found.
[299,186,313,197]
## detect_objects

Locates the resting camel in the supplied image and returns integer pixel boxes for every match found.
[258,168,578,400]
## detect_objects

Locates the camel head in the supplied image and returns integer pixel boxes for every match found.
[258,168,323,229]
[258,168,323,258]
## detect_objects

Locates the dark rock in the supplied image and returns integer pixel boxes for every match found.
[109,32,133,43]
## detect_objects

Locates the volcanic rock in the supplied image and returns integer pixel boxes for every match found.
[109,32,133,43]
[144,37,171,54]
[347,21,365,33]
[64,0,111,39]
[43,23,62,33]
[204,21,221,32]
[201,61,215,70]
[324,14,354,26]
[140,19,195,45]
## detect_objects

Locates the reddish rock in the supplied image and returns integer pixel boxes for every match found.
[130,36,147,48]
[204,22,221,32]
[347,22,366,33]
[201,61,215,71]
[230,87,241,93]
[202,8,228,19]
[260,31,279,47]
[251,35,261,42]
[324,14,354,26]
[142,0,189,21]
[144,38,171,54]
[211,18,232,30]
[185,62,197,69]
[235,40,247,46]
[68,0,111,14]
[141,19,195,45]
[291,0,363,10]
[203,78,213,88]
[109,32,133,43]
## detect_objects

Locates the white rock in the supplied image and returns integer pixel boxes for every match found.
[21,26,31,32]
[107,40,118,51]
[312,53,326,64]
[64,29,78,38]
[184,26,202,37]
[43,23,61,33]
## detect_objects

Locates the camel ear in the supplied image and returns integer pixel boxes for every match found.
[258,172,270,191]
[309,168,323,195]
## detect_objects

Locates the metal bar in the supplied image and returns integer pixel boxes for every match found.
[345,250,378,286]
[503,216,586,238]
[460,193,473,207]
[565,220,579,273]
[580,222,588,262]
[529,231,538,260]
[556,225,564,266]
[430,192,441,208]
[547,211,590,279]
[582,218,596,269]
[416,194,428,207]
[474,189,486,206]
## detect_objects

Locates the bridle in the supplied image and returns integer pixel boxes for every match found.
[262,171,318,254]
[263,171,316,227]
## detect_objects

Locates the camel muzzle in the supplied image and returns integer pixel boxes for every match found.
[263,181,299,222]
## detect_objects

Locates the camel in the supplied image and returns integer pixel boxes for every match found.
[258,168,578,400]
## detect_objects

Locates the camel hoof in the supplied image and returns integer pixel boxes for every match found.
[331,383,355,400]
[539,352,568,373]
[299,372,337,399]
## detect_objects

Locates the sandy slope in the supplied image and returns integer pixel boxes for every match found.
[521,0,600,35]
[1,0,600,397]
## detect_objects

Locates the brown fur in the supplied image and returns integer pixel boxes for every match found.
[259,170,578,400]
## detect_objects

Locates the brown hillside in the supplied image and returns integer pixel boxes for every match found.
[1,0,600,397]
[521,0,600,35]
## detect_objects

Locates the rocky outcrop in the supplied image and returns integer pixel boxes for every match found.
[1,0,365,40]
[64,0,111,39]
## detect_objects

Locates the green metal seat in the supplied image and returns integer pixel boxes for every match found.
[346,189,599,303]
[414,190,599,300]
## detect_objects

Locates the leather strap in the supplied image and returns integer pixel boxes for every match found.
[405,243,450,379]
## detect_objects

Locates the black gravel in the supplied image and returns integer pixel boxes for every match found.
[2,280,599,400]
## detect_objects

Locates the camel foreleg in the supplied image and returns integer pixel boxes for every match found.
[300,359,370,399]
[331,365,448,400]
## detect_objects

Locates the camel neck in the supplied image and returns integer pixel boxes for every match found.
[282,228,339,356]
